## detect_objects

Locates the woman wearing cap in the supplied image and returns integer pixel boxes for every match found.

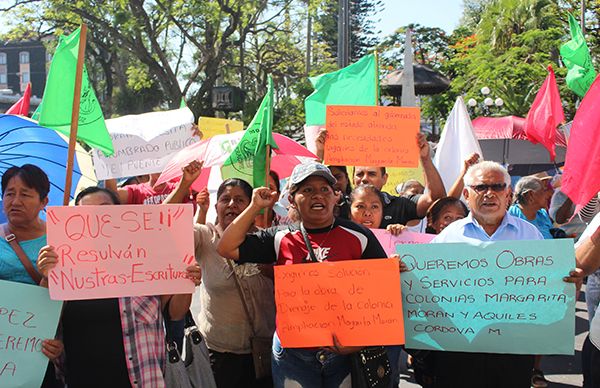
[217,162,387,388]
[509,176,554,239]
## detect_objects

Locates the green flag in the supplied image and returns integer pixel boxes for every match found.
[222,75,277,188]
[305,54,378,126]
[560,13,597,98]
[38,28,114,155]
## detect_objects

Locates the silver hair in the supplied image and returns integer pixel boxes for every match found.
[513,176,543,204]
[463,161,511,187]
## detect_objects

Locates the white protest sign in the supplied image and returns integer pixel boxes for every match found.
[92,107,198,180]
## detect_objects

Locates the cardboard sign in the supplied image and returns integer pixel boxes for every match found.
[324,105,420,167]
[0,280,63,388]
[274,259,404,348]
[382,164,425,194]
[92,108,198,180]
[198,117,243,139]
[46,204,195,300]
[371,229,435,257]
[399,240,576,355]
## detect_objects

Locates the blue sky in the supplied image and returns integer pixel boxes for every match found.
[376,0,464,37]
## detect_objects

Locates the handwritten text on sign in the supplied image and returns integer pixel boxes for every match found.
[324,105,420,167]
[399,240,576,355]
[0,280,62,388]
[46,204,195,300]
[371,229,435,257]
[92,107,198,180]
[274,259,404,348]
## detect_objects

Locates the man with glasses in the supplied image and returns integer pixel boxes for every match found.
[431,161,543,387]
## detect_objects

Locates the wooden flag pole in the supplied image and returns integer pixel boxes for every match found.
[263,144,272,226]
[63,24,88,206]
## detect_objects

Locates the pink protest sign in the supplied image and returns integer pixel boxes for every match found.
[371,229,435,257]
[46,204,195,300]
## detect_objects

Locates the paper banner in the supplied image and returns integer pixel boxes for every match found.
[275,259,404,348]
[92,107,198,180]
[198,116,243,139]
[0,280,63,388]
[46,204,195,300]
[382,164,425,194]
[399,239,576,355]
[371,229,435,257]
[324,105,420,167]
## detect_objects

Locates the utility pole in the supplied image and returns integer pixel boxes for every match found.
[337,0,350,68]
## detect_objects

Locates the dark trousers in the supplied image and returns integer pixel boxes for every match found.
[432,351,534,388]
[583,336,600,388]
[209,349,273,388]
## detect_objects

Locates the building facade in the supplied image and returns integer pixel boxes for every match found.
[0,40,47,98]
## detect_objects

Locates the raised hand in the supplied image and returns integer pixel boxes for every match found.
[251,187,279,210]
[181,160,204,185]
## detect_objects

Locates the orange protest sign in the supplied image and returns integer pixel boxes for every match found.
[274,259,405,348]
[46,204,195,300]
[324,105,420,167]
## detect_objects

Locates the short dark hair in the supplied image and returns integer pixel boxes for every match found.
[269,171,281,193]
[349,184,383,206]
[75,186,121,205]
[217,178,253,201]
[1,164,50,200]
[328,166,352,196]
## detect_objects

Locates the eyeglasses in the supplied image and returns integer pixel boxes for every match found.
[468,183,507,193]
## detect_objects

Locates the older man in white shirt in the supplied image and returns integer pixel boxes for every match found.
[431,161,543,388]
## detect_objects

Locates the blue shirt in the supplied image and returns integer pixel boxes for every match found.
[508,205,554,239]
[0,234,46,284]
[433,212,543,244]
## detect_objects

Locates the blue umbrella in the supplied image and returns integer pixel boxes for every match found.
[0,114,85,218]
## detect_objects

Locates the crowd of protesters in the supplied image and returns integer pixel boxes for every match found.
[1,127,598,388]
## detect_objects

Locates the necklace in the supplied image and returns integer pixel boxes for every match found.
[301,220,335,262]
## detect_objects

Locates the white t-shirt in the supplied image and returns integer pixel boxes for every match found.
[575,212,600,349]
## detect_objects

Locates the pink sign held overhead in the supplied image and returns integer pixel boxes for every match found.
[46,204,195,300]
[371,229,435,257]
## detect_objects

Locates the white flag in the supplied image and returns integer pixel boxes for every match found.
[433,96,482,193]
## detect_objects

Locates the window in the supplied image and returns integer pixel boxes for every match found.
[0,53,6,65]
[0,73,6,84]
[21,72,29,83]
[19,51,29,64]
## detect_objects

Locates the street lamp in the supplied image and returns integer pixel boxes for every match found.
[467,86,503,116]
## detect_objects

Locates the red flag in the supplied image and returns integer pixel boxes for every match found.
[562,74,600,213]
[524,65,565,161]
[6,83,31,116]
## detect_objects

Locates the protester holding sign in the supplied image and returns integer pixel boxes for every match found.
[0,164,64,387]
[216,162,387,388]
[36,186,200,388]
[165,163,276,388]
[427,161,577,388]
[353,133,446,228]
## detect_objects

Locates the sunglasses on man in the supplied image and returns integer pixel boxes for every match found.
[468,183,507,193]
